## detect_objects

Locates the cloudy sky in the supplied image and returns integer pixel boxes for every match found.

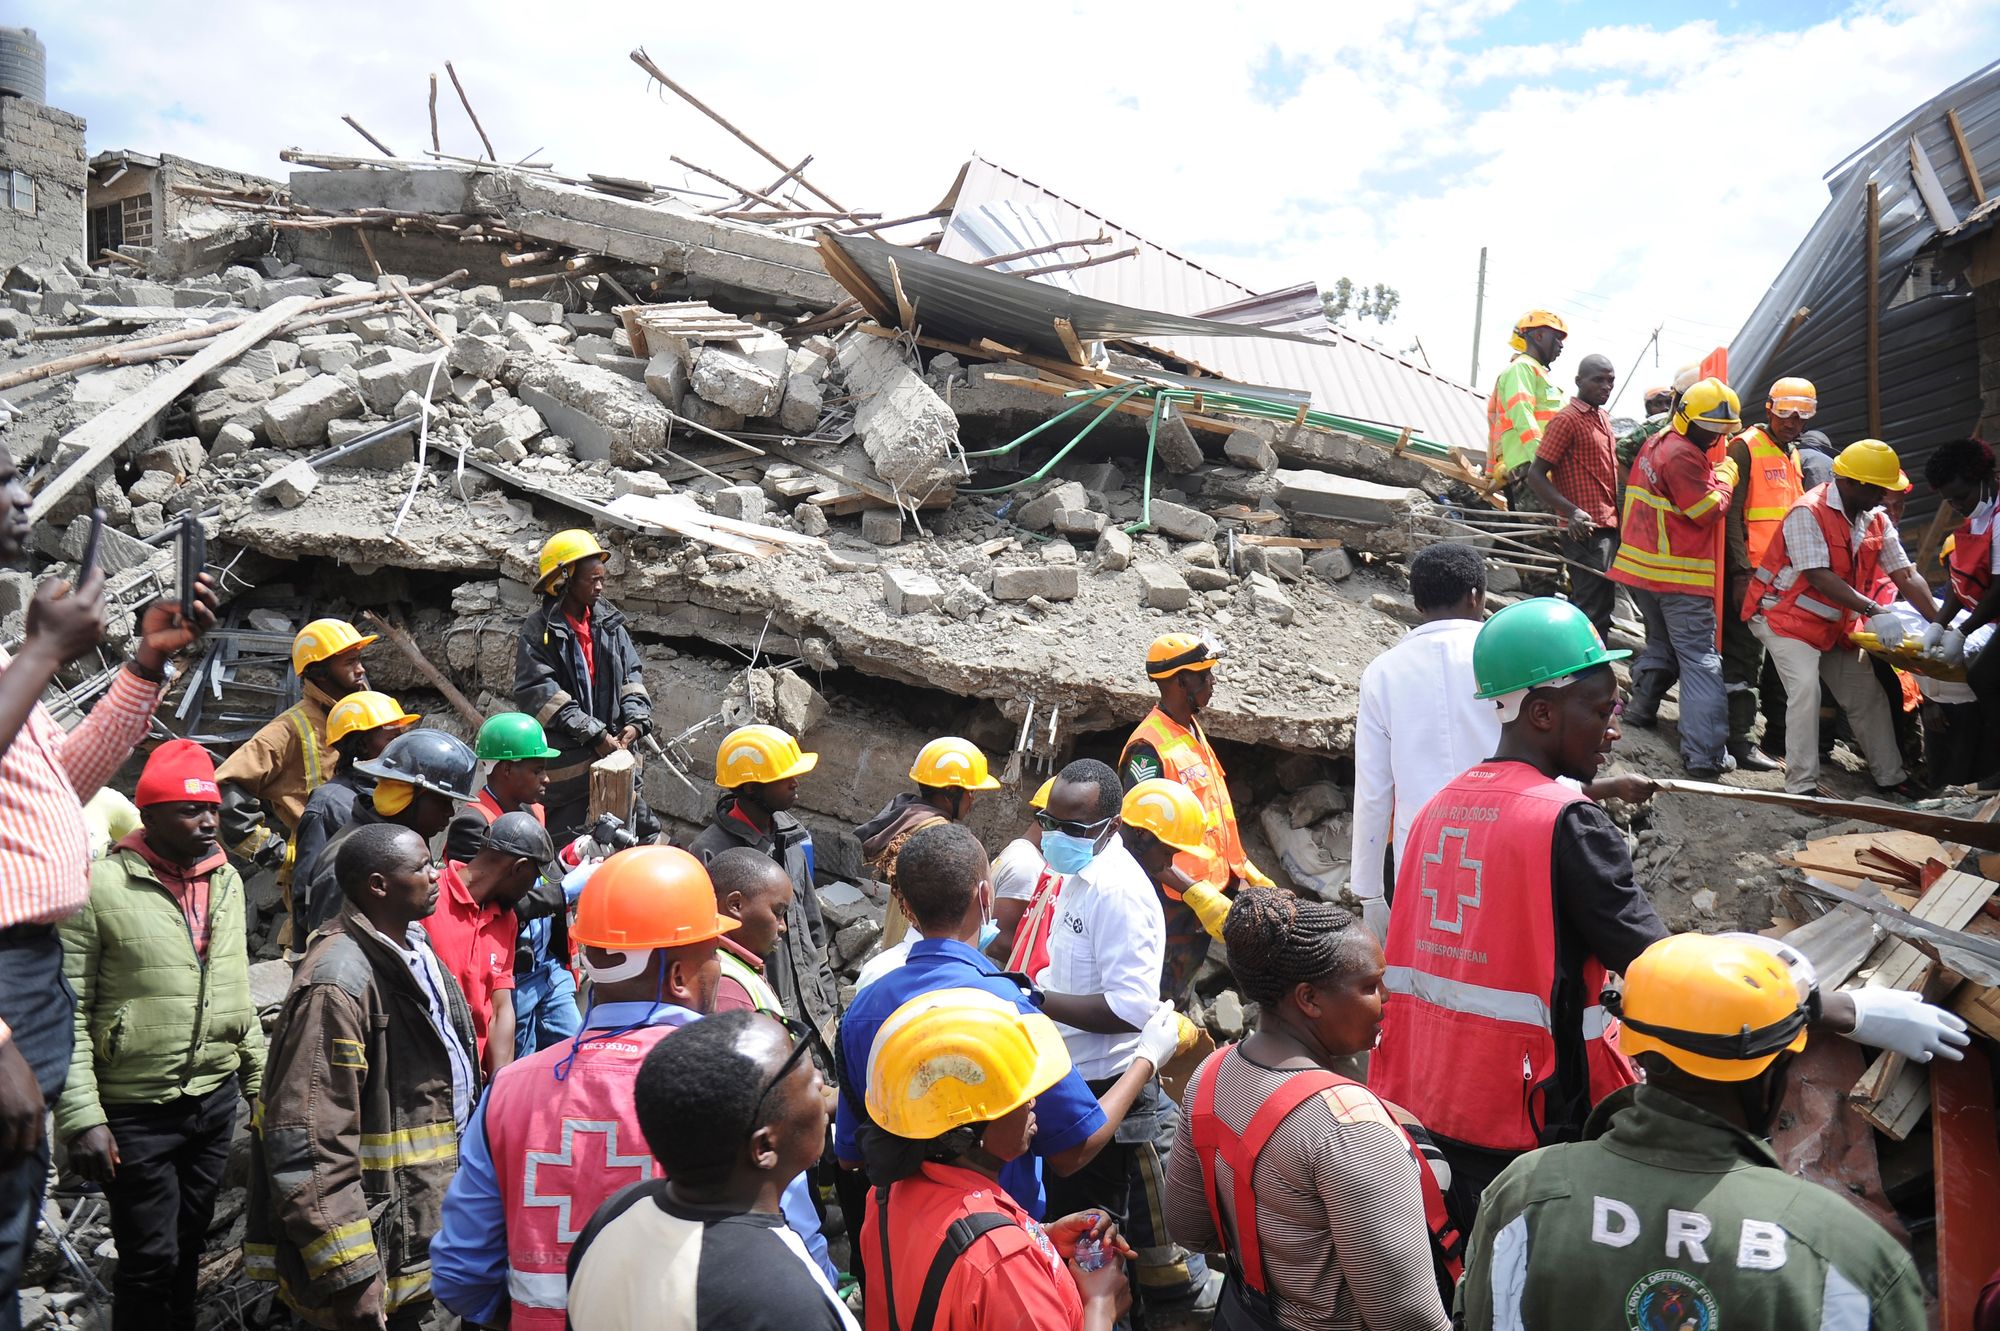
[20,1,1999,407]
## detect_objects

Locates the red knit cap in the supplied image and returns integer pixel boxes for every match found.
[135,739,221,807]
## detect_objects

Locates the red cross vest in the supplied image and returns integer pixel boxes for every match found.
[1188,1048,1463,1308]
[1947,509,1995,608]
[1370,761,1636,1154]
[484,1022,673,1329]
[1742,484,1889,651]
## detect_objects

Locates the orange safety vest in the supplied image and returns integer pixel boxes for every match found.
[1735,426,1805,571]
[1742,484,1889,652]
[1609,429,1731,595]
[1947,512,1995,609]
[1120,708,1271,894]
[1188,1049,1463,1308]
[1370,761,1638,1154]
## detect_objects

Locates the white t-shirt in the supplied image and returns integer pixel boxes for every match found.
[1043,833,1165,1081]
[991,837,1046,902]
[854,931,922,992]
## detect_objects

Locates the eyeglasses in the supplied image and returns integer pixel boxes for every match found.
[1034,811,1117,839]
[748,1013,830,1127]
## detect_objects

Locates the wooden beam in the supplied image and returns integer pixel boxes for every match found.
[588,749,637,827]
[27,296,312,522]
[341,115,395,157]
[1947,108,1987,207]
[1052,317,1086,366]
[1865,180,1882,437]
[360,611,482,730]
[1933,1044,2000,1329]
[444,60,497,160]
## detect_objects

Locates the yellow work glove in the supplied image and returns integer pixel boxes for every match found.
[1182,881,1233,942]
[1711,455,1740,490]
[1174,1012,1202,1057]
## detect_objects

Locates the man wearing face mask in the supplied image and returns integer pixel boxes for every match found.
[1038,760,1222,1323]
[1457,933,1926,1330]
[430,846,833,1329]
[857,736,1003,957]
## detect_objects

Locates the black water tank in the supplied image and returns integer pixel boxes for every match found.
[0,28,47,103]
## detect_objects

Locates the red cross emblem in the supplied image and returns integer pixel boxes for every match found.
[1418,827,1483,935]
[522,1118,656,1242]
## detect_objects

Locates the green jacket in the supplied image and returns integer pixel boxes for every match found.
[1457,1084,1923,1330]
[56,842,266,1141]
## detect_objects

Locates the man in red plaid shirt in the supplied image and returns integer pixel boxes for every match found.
[1524,353,1622,639]
[0,441,217,1327]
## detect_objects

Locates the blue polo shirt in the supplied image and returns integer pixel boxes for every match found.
[834,937,1105,1219]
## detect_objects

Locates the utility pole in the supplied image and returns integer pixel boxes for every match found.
[1469,246,1488,385]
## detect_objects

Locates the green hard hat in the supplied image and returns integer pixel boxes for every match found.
[1472,597,1631,700]
[475,712,562,762]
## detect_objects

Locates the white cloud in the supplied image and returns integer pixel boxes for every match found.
[16,0,2000,414]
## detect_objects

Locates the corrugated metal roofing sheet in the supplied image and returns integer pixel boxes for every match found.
[935,156,1491,456]
[1727,59,2000,538]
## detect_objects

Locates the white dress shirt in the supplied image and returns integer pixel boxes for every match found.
[1043,833,1164,1081]
[1350,618,1498,901]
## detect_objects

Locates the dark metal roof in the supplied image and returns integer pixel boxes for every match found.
[1727,59,2000,538]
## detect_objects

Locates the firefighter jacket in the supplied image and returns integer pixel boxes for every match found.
[1609,429,1734,595]
[512,597,653,833]
[216,678,344,861]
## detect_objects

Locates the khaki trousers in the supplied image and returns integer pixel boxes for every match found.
[1751,617,1906,793]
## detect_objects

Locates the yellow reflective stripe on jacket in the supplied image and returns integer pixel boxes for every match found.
[385,1268,433,1310]
[300,1219,376,1277]
[358,1122,458,1170]
[1684,489,1726,521]
[243,1243,278,1281]
[1487,355,1563,477]
[287,705,324,793]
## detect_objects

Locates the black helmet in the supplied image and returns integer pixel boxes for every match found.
[354,729,478,802]
[485,810,556,861]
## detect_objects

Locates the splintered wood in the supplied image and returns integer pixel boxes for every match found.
[613,301,763,359]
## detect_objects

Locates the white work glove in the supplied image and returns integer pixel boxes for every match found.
[1846,987,1971,1063]
[1864,611,1906,651]
[1920,621,1946,656]
[1360,895,1391,945]
[1937,627,1967,665]
[1134,1001,1183,1070]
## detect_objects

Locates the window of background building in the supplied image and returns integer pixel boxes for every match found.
[3,171,33,214]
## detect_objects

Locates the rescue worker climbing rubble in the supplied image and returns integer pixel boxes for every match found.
[1485,310,1567,494]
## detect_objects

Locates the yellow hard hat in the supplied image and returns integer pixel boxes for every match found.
[1507,309,1567,353]
[909,737,1002,792]
[1146,632,1221,681]
[292,619,377,675]
[325,691,420,746]
[1767,376,1817,417]
[1029,777,1055,811]
[1121,777,1210,855]
[1671,377,1742,438]
[1832,439,1911,492]
[864,987,1073,1141]
[714,724,818,788]
[1614,933,1809,1082]
[535,529,607,595]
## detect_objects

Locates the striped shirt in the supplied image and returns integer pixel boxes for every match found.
[1777,484,1910,575]
[1165,1046,1451,1331]
[0,652,165,930]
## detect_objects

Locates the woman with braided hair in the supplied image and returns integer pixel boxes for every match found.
[1163,889,1456,1331]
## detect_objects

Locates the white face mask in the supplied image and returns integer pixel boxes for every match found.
[581,947,654,984]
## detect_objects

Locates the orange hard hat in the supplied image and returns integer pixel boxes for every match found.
[570,846,739,951]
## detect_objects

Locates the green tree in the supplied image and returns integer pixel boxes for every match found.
[1323,278,1401,327]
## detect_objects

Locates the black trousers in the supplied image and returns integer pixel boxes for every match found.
[0,929,73,1331]
[100,1084,237,1331]
[1559,529,1618,642]
[1969,636,2000,782]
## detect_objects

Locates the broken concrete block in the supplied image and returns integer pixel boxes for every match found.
[59,515,155,576]
[1054,508,1107,537]
[72,364,157,419]
[1148,499,1218,544]
[796,502,829,536]
[298,333,363,374]
[512,361,671,466]
[1138,563,1192,611]
[134,437,206,481]
[775,372,823,434]
[1180,541,1221,569]
[451,375,496,413]
[1245,572,1296,625]
[644,353,690,408]
[880,567,942,616]
[447,332,507,380]
[252,277,321,309]
[192,381,278,439]
[1156,408,1204,473]
[611,468,673,500]
[263,374,363,450]
[1224,428,1278,472]
[860,509,903,546]
[211,419,257,462]
[1308,547,1355,582]
[1067,461,1124,494]
[259,458,319,508]
[130,502,166,539]
[1041,540,1078,566]
[835,332,960,493]
[1017,481,1089,532]
[692,336,787,418]
[1096,526,1133,572]
[674,392,745,434]
[126,470,178,506]
[1275,469,1423,525]
[1186,566,1234,592]
[474,402,545,452]
[713,485,768,523]
[504,299,563,325]
[993,565,1079,602]
[1264,546,1307,580]
[355,347,448,415]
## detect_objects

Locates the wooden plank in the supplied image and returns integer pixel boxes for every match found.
[359,610,481,731]
[1652,780,2000,852]
[1053,316,1086,367]
[1909,135,1960,229]
[1947,108,1987,207]
[588,749,637,826]
[1952,982,2000,1043]
[1853,1060,1928,1139]
[1933,1044,2000,1329]
[28,295,312,522]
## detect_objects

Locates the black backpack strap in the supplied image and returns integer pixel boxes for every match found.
[910,1211,1014,1329]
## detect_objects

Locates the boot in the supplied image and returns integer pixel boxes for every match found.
[1726,691,1783,771]
[1624,670,1669,728]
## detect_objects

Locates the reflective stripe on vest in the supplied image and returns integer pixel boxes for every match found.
[1948,516,1995,608]
[1370,762,1637,1153]
[1121,709,1249,893]
[287,705,324,794]
[1609,431,1724,592]
[1737,428,1805,570]
[486,1024,675,1327]
[718,949,781,1013]
[1004,867,1064,980]
[1748,484,1887,652]
[1188,1049,1463,1297]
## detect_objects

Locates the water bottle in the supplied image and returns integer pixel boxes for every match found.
[1073,1232,1110,1272]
